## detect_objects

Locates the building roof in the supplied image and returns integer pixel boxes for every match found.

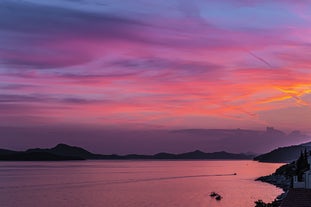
[280,189,311,207]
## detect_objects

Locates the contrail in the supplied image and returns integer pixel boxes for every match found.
[247,51,273,68]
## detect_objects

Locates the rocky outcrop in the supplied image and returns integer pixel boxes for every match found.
[256,162,296,191]
[256,174,291,191]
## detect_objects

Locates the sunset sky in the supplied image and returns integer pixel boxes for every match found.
[1,0,311,153]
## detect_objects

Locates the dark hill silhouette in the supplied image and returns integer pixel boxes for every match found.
[0,144,104,161]
[152,150,254,160]
[0,149,17,155]
[301,141,311,147]
[51,143,104,159]
[174,150,252,160]
[26,143,104,159]
[0,143,254,161]
[0,151,84,161]
[153,152,177,159]
[177,150,206,159]
[254,142,311,163]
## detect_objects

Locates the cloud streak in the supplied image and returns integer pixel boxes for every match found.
[1,0,311,132]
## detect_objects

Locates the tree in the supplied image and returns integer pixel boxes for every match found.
[296,149,309,181]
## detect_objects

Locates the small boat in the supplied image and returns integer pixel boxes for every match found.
[210,192,223,200]
[233,173,237,175]
[215,195,222,201]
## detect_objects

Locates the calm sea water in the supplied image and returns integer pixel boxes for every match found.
[0,160,283,207]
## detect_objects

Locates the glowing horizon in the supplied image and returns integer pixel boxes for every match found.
[1,0,311,132]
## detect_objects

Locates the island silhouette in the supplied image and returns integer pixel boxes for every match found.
[0,143,254,161]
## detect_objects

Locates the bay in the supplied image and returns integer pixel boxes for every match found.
[0,160,283,207]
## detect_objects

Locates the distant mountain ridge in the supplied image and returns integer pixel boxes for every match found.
[26,143,104,159]
[0,143,254,161]
[171,127,308,154]
[254,141,311,163]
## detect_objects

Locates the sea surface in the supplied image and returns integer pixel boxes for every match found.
[0,160,283,207]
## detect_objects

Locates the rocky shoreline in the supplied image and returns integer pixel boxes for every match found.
[253,174,288,206]
[253,162,297,206]
[256,174,291,192]
[256,161,296,191]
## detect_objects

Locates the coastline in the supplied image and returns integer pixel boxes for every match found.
[256,174,291,192]
[255,161,295,191]
[254,162,294,206]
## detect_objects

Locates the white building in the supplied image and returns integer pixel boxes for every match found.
[293,155,311,189]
